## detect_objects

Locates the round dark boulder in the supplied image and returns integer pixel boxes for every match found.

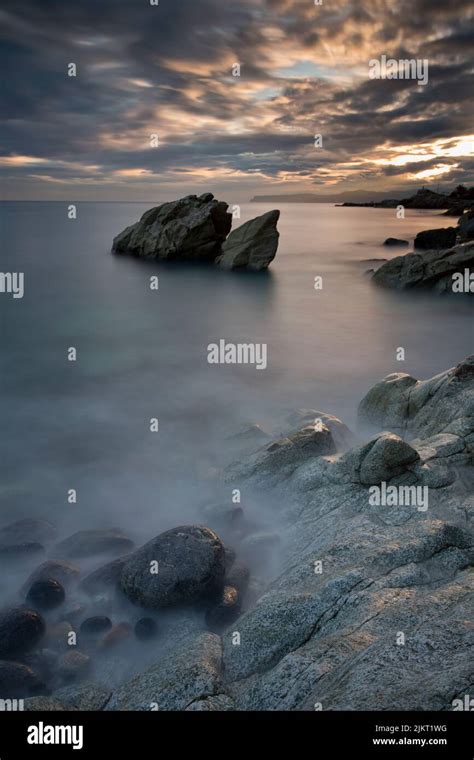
[21,560,80,597]
[383,237,409,247]
[134,617,158,641]
[26,579,65,611]
[120,525,226,610]
[0,660,45,698]
[205,586,241,632]
[78,556,129,596]
[80,617,112,637]
[0,607,45,658]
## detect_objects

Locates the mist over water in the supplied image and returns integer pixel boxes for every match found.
[1,201,472,564]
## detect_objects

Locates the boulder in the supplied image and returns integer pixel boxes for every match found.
[0,661,45,698]
[78,556,129,595]
[120,526,226,610]
[0,519,56,546]
[0,607,45,658]
[458,208,474,241]
[112,194,232,261]
[383,238,409,247]
[356,433,420,485]
[372,241,474,291]
[205,586,241,632]
[57,651,91,683]
[414,227,457,250]
[21,560,80,597]
[26,579,65,611]
[216,210,280,270]
[53,529,134,559]
[106,632,222,711]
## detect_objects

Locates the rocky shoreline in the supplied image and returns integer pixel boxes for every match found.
[372,208,474,291]
[1,356,472,711]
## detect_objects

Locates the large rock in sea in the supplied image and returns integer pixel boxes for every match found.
[414,227,457,250]
[120,526,226,610]
[372,241,474,292]
[112,193,232,261]
[216,210,280,270]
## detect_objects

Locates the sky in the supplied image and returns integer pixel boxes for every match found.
[1,0,473,202]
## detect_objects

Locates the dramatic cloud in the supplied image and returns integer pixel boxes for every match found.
[1,0,473,200]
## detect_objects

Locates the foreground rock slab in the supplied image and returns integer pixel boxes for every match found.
[372,241,474,291]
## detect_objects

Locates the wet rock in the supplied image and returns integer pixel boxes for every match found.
[112,193,232,261]
[98,623,133,652]
[134,617,158,641]
[225,562,250,594]
[78,556,129,595]
[283,409,355,451]
[106,632,222,711]
[414,227,457,250]
[0,607,45,658]
[53,529,134,560]
[120,525,226,611]
[26,579,65,611]
[216,210,280,270]
[458,207,474,241]
[0,519,56,546]
[21,649,58,682]
[57,651,91,683]
[0,660,44,698]
[372,241,474,292]
[21,560,80,597]
[383,237,409,246]
[185,694,234,711]
[80,617,112,638]
[205,586,241,632]
[202,503,243,530]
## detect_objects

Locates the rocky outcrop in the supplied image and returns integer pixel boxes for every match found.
[372,241,474,292]
[384,238,409,247]
[414,227,457,250]
[458,208,474,242]
[106,632,223,710]
[120,525,226,610]
[112,196,281,270]
[112,194,232,261]
[216,210,280,270]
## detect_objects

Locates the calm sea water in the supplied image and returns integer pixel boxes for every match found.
[1,201,472,540]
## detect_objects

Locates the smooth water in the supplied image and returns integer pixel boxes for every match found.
[1,201,472,539]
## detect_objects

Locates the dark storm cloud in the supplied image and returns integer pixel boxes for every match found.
[0,0,472,197]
